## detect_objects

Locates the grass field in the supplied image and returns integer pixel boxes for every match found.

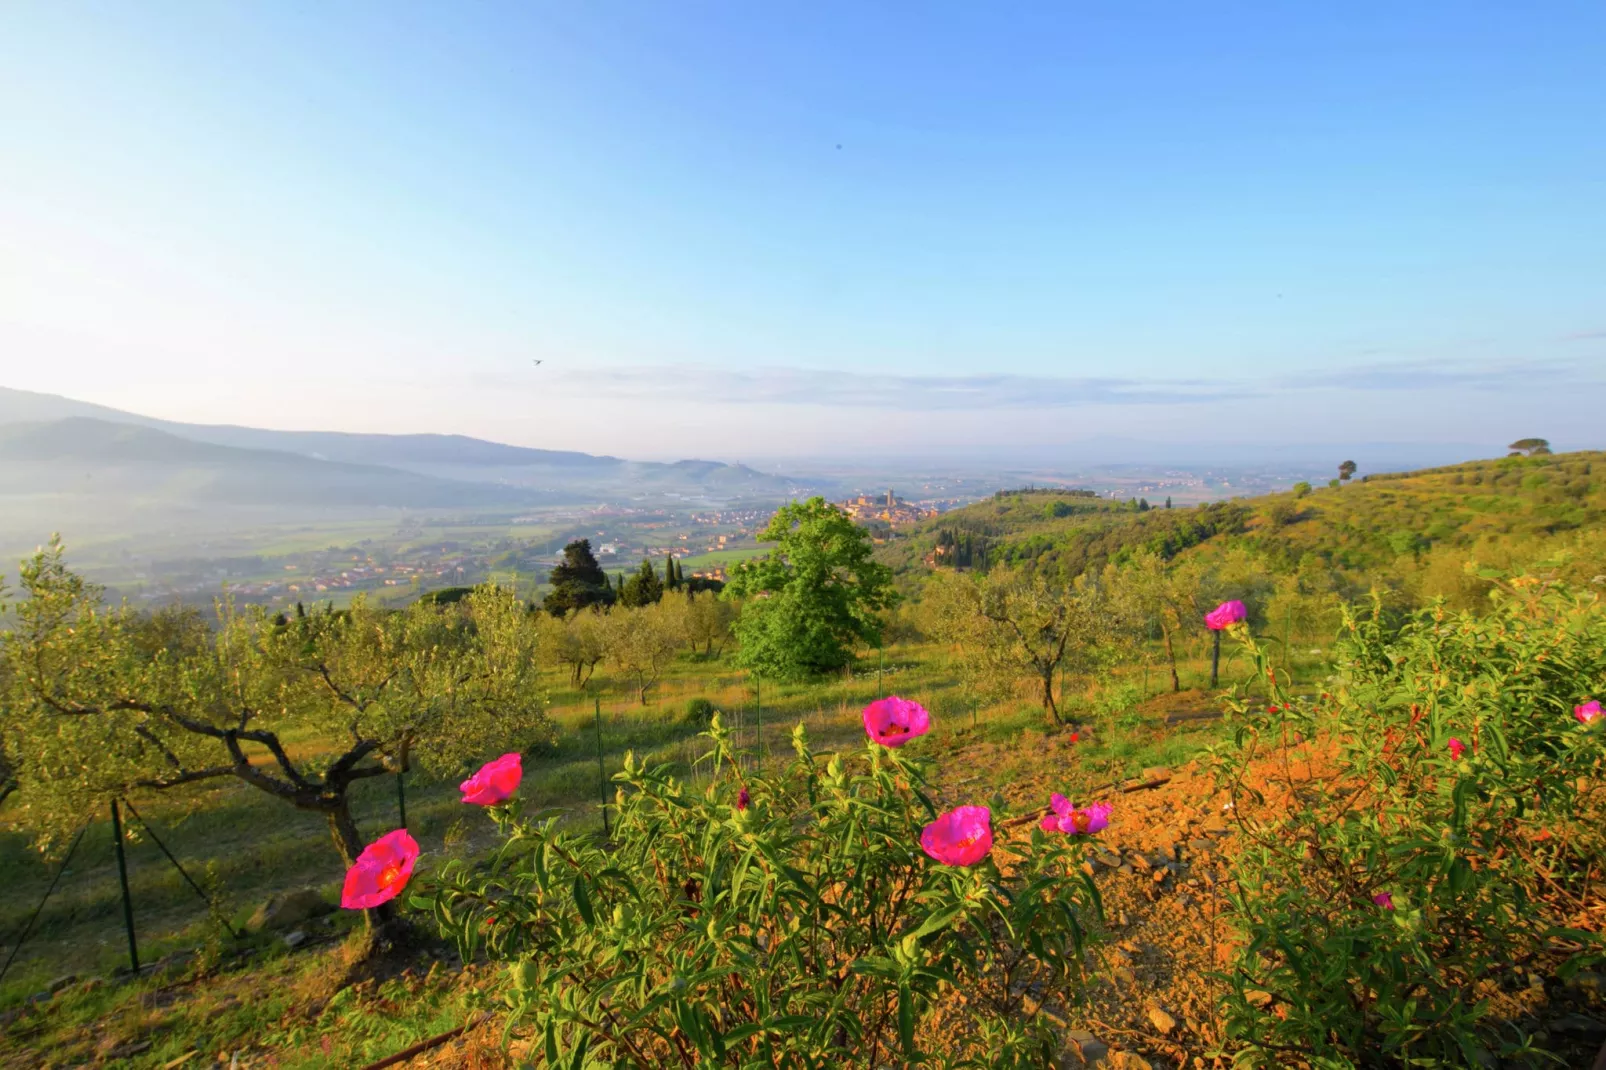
[670,546,769,571]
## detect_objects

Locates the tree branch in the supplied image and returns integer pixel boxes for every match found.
[218,732,301,801]
[137,765,239,789]
[326,738,383,785]
[236,728,312,789]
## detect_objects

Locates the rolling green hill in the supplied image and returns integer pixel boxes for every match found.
[890,451,1606,605]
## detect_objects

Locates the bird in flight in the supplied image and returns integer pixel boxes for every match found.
[532,359,543,365]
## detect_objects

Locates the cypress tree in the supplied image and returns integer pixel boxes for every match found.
[544,539,613,615]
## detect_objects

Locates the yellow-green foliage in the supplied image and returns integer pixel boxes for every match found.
[896,452,1606,614]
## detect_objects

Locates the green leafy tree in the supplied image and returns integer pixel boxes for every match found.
[536,608,606,688]
[1291,481,1312,498]
[1507,437,1552,456]
[2,540,552,885]
[929,566,1130,723]
[1338,459,1358,482]
[599,600,683,704]
[1113,550,1196,692]
[725,498,895,678]
[683,589,737,658]
[544,539,614,616]
[619,558,664,608]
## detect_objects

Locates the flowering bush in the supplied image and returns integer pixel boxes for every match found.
[413,706,1105,1067]
[1208,576,1606,1067]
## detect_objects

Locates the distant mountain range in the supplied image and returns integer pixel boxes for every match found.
[0,386,822,514]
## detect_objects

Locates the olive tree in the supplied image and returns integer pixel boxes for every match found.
[1,540,551,872]
[929,566,1131,723]
[682,589,736,658]
[536,607,607,688]
[598,600,683,704]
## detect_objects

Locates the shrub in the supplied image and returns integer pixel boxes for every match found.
[416,715,1105,1068]
[683,696,716,725]
[1208,576,1606,1067]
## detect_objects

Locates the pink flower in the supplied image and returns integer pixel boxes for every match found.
[1204,601,1247,631]
[460,752,522,806]
[920,806,993,867]
[862,696,931,748]
[1372,892,1394,910]
[1447,737,1467,760]
[1040,794,1112,836]
[1576,700,1602,726]
[737,786,750,811]
[341,829,420,910]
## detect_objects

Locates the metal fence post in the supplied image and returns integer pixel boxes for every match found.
[110,800,139,974]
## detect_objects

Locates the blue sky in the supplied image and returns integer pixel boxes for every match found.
[1,2,1602,460]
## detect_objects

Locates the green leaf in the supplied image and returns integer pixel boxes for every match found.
[572,874,595,927]
[897,979,916,1058]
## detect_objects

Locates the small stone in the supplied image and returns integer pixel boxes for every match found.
[1066,1029,1109,1065]
[282,930,307,949]
[46,974,79,995]
[1245,989,1273,1007]
[249,888,335,932]
[1147,1006,1176,1034]
[1081,861,1097,877]
[1141,766,1170,781]
[1117,864,1134,876]
[1113,966,1137,986]
[1187,838,1214,854]
[1130,854,1153,872]
[1151,869,1167,884]
[1109,1052,1152,1070]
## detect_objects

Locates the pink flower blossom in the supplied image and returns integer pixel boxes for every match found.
[862,696,931,748]
[1576,700,1602,726]
[1204,601,1247,631]
[737,786,750,811]
[1447,737,1467,760]
[1040,794,1112,836]
[460,752,523,806]
[341,829,420,910]
[1372,892,1394,910]
[920,806,993,867]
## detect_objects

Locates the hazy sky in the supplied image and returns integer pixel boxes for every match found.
[2,3,1603,461]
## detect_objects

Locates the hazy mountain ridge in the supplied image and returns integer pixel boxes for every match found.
[0,418,549,509]
[0,386,812,499]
